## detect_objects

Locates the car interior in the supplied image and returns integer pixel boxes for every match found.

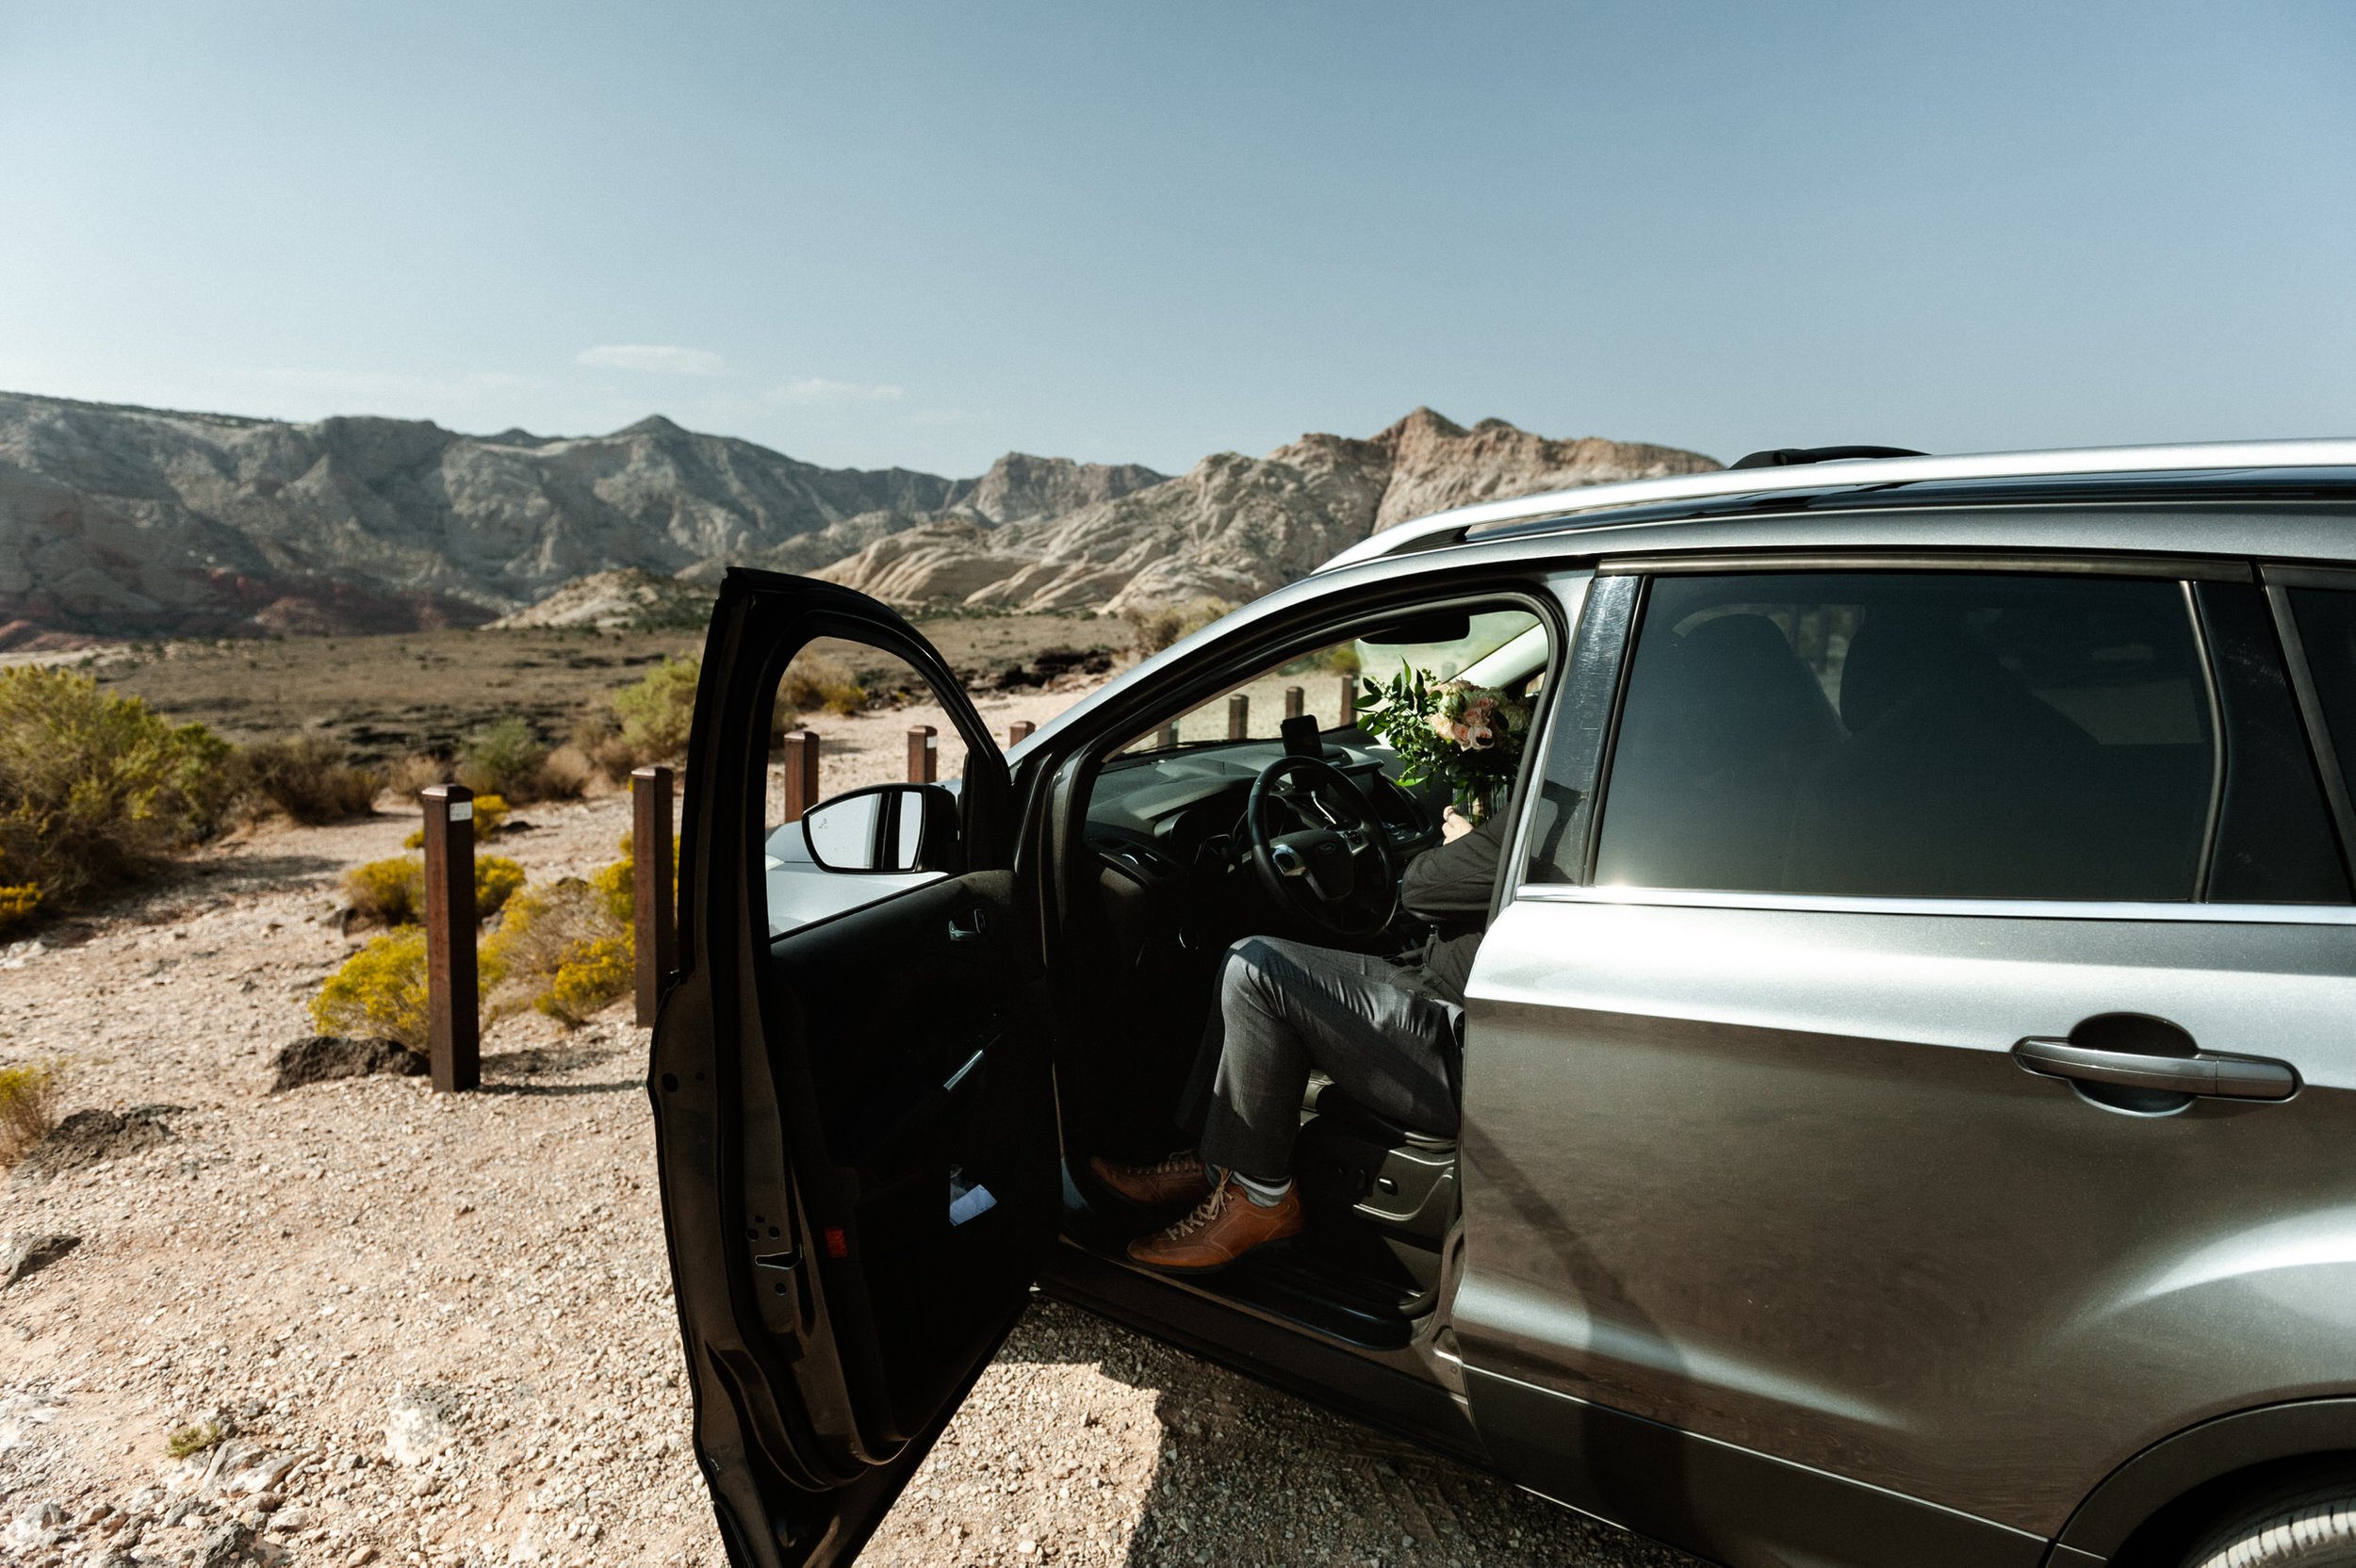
[1044,601,1553,1349]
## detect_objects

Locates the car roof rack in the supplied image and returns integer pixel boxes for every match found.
[1729,445,1927,469]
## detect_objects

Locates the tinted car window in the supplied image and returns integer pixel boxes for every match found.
[2287,586,2356,802]
[2201,584,2349,902]
[1590,572,2217,899]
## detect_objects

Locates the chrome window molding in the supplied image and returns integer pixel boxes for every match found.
[1512,881,2356,926]
[1595,550,2254,580]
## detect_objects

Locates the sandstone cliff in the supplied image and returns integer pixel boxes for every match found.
[813,409,1719,613]
[0,390,1712,637]
[0,392,1162,638]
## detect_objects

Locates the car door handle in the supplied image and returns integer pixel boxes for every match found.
[2012,1037,2300,1102]
[947,907,992,943]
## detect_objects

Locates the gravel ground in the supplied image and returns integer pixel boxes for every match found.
[0,781,1696,1567]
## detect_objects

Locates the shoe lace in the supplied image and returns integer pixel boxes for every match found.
[1162,1179,1233,1241]
[1147,1151,1203,1178]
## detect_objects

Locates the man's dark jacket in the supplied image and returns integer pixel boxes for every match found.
[1397,812,1508,1008]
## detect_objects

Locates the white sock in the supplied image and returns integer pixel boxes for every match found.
[1232,1170,1293,1207]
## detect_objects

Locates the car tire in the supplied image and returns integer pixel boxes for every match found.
[2184,1480,2356,1568]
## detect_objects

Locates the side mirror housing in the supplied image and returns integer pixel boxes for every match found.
[802,784,962,874]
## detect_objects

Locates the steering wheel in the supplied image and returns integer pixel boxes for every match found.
[1245,755,1400,938]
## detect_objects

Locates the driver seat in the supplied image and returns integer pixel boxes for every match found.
[1289,1072,1457,1306]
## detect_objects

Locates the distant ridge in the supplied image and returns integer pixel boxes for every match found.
[0,389,1712,639]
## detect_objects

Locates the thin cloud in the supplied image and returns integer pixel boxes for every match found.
[576,344,727,376]
[767,377,906,406]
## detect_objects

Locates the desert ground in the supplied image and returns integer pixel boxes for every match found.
[0,640,1693,1568]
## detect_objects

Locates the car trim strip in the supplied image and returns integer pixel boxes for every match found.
[2185,580,2230,902]
[2259,563,2356,592]
[1512,882,2356,925]
[1595,550,2254,580]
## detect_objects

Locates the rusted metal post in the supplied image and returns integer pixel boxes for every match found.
[1284,685,1305,721]
[1227,694,1249,740]
[780,730,820,822]
[907,725,938,783]
[630,765,676,1027]
[1156,721,1180,749]
[418,783,479,1093]
[1337,676,1357,727]
[1007,719,1036,747]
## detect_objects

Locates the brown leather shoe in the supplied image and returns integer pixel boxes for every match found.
[1088,1150,1215,1212]
[1125,1176,1304,1274]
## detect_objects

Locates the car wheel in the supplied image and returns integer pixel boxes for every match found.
[2184,1480,2356,1568]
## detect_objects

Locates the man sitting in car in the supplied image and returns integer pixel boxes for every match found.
[1090,802,1505,1271]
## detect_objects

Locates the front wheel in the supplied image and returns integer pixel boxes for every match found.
[2184,1481,2356,1568]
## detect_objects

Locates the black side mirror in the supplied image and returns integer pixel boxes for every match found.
[802,784,961,874]
[1359,610,1471,645]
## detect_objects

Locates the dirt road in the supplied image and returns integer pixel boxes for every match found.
[0,788,1693,1568]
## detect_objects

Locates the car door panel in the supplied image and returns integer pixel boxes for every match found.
[1455,561,2356,1568]
[653,570,1055,1568]
[1461,897,2356,1548]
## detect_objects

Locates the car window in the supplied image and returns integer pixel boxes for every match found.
[760,638,970,936]
[1579,571,2217,900]
[1128,610,1541,752]
[2286,586,2356,800]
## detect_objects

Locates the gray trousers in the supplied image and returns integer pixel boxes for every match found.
[1176,936,1464,1184]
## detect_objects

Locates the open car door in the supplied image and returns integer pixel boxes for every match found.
[650,571,1061,1567]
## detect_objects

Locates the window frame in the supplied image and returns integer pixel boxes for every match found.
[1514,550,2356,923]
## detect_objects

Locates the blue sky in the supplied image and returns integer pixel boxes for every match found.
[3,1,2352,476]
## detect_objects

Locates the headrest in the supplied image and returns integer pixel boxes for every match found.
[1839,612,2007,732]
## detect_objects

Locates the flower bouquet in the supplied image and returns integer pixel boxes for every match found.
[1354,667,1532,817]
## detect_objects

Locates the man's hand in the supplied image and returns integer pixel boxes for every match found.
[1440,806,1475,843]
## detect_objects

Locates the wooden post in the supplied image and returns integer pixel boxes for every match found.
[1007,719,1036,747]
[907,725,938,783]
[1156,721,1180,749]
[630,766,676,1027]
[418,783,479,1093]
[780,730,820,822]
[1284,685,1305,721]
[1227,694,1249,740]
[1337,676,1357,727]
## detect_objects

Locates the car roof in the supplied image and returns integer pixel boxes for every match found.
[1316,438,2356,573]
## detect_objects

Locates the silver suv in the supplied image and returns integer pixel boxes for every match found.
[653,439,2356,1568]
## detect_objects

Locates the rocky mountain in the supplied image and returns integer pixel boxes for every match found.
[0,392,1163,638]
[0,389,1714,639]
[814,409,1720,613]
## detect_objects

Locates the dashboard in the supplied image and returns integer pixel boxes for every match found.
[1083,737,1443,957]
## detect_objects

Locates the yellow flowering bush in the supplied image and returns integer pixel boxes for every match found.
[310,928,433,1049]
[541,934,633,1023]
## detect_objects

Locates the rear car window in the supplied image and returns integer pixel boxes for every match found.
[1588,572,2217,900]
[2287,586,2356,796]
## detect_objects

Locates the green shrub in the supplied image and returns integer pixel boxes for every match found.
[456,718,550,801]
[166,1420,224,1461]
[238,736,381,824]
[781,650,865,717]
[1120,598,1234,657]
[311,928,432,1049]
[0,666,237,909]
[612,658,700,765]
[0,1060,60,1167]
